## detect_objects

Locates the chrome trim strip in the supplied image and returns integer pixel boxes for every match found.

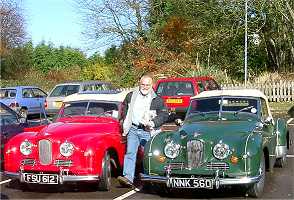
[3,171,99,183]
[140,173,261,185]
[244,132,254,174]
[275,145,287,158]
[62,175,99,182]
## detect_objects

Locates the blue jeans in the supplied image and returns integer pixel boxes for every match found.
[123,126,150,183]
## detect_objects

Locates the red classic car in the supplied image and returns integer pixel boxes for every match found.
[3,90,129,191]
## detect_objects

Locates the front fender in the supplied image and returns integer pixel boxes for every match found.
[143,131,176,175]
[243,132,263,176]
[83,134,125,175]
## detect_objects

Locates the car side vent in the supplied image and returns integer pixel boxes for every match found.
[206,162,229,170]
[39,139,52,165]
[187,140,204,168]
[21,159,36,166]
[54,160,73,167]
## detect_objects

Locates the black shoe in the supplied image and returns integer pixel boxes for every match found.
[117,176,134,188]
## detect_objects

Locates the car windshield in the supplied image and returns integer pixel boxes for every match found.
[156,81,194,96]
[60,101,119,118]
[49,85,80,97]
[0,89,16,99]
[187,97,258,116]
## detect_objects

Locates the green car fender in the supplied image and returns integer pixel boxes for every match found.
[242,132,264,176]
[143,131,175,174]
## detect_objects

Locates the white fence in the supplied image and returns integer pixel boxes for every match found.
[222,81,294,102]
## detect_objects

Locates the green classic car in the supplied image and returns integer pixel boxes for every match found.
[140,89,289,198]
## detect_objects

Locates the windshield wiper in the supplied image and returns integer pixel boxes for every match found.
[234,106,254,115]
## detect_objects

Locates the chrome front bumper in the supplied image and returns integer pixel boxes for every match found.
[3,171,99,184]
[140,173,262,189]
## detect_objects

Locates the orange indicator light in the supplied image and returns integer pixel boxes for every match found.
[230,156,239,164]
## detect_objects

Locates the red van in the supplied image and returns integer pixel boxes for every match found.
[154,76,220,118]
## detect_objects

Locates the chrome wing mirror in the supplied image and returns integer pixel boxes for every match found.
[264,116,273,125]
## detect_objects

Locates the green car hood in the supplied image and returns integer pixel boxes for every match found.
[178,119,258,143]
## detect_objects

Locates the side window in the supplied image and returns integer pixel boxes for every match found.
[197,81,205,93]
[204,80,210,90]
[260,99,269,121]
[22,89,34,98]
[66,85,80,95]
[32,88,47,98]
[207,80,220,90]
[83,84,105,91]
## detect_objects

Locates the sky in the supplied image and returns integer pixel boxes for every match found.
[24,0,89,54]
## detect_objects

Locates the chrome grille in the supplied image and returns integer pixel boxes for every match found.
[21,159,35,166]
[39,139,52,165]
[206,162,229,170]
[187,140,204,168]
[54,160,73,167]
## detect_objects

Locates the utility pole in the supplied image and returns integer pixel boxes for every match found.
[244,0,248,87]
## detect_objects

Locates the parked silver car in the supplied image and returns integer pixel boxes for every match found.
[45,81,114,116]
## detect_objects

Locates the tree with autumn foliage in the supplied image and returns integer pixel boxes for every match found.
[1,0,28,77]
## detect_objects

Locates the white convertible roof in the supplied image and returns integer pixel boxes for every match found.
[63,90,130,103]
[192,89,267,100]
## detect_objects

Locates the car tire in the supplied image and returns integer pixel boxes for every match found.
[154,184,171,197]
[275,155,287,168]
[247,154,265,198]
[98,152,111,191]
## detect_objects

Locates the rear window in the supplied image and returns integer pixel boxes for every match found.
[49,85,80,97]
[156,81,194,96]
[0,89,16,99]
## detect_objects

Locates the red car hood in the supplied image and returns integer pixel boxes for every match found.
[37,117,120,140]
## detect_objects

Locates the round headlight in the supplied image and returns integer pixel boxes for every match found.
[213,143,230,160]
[164,142,180,159]
[20,141,33,156]
[60,142,74,157]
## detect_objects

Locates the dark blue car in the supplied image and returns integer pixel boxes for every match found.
[0,102,49,170]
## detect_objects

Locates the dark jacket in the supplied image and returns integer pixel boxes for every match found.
[121,91,169,129]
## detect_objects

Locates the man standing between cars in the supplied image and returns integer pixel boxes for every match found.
[117,73,169,187]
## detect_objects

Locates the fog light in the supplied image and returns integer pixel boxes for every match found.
[156,155,166,163]
[230,155,239,164]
